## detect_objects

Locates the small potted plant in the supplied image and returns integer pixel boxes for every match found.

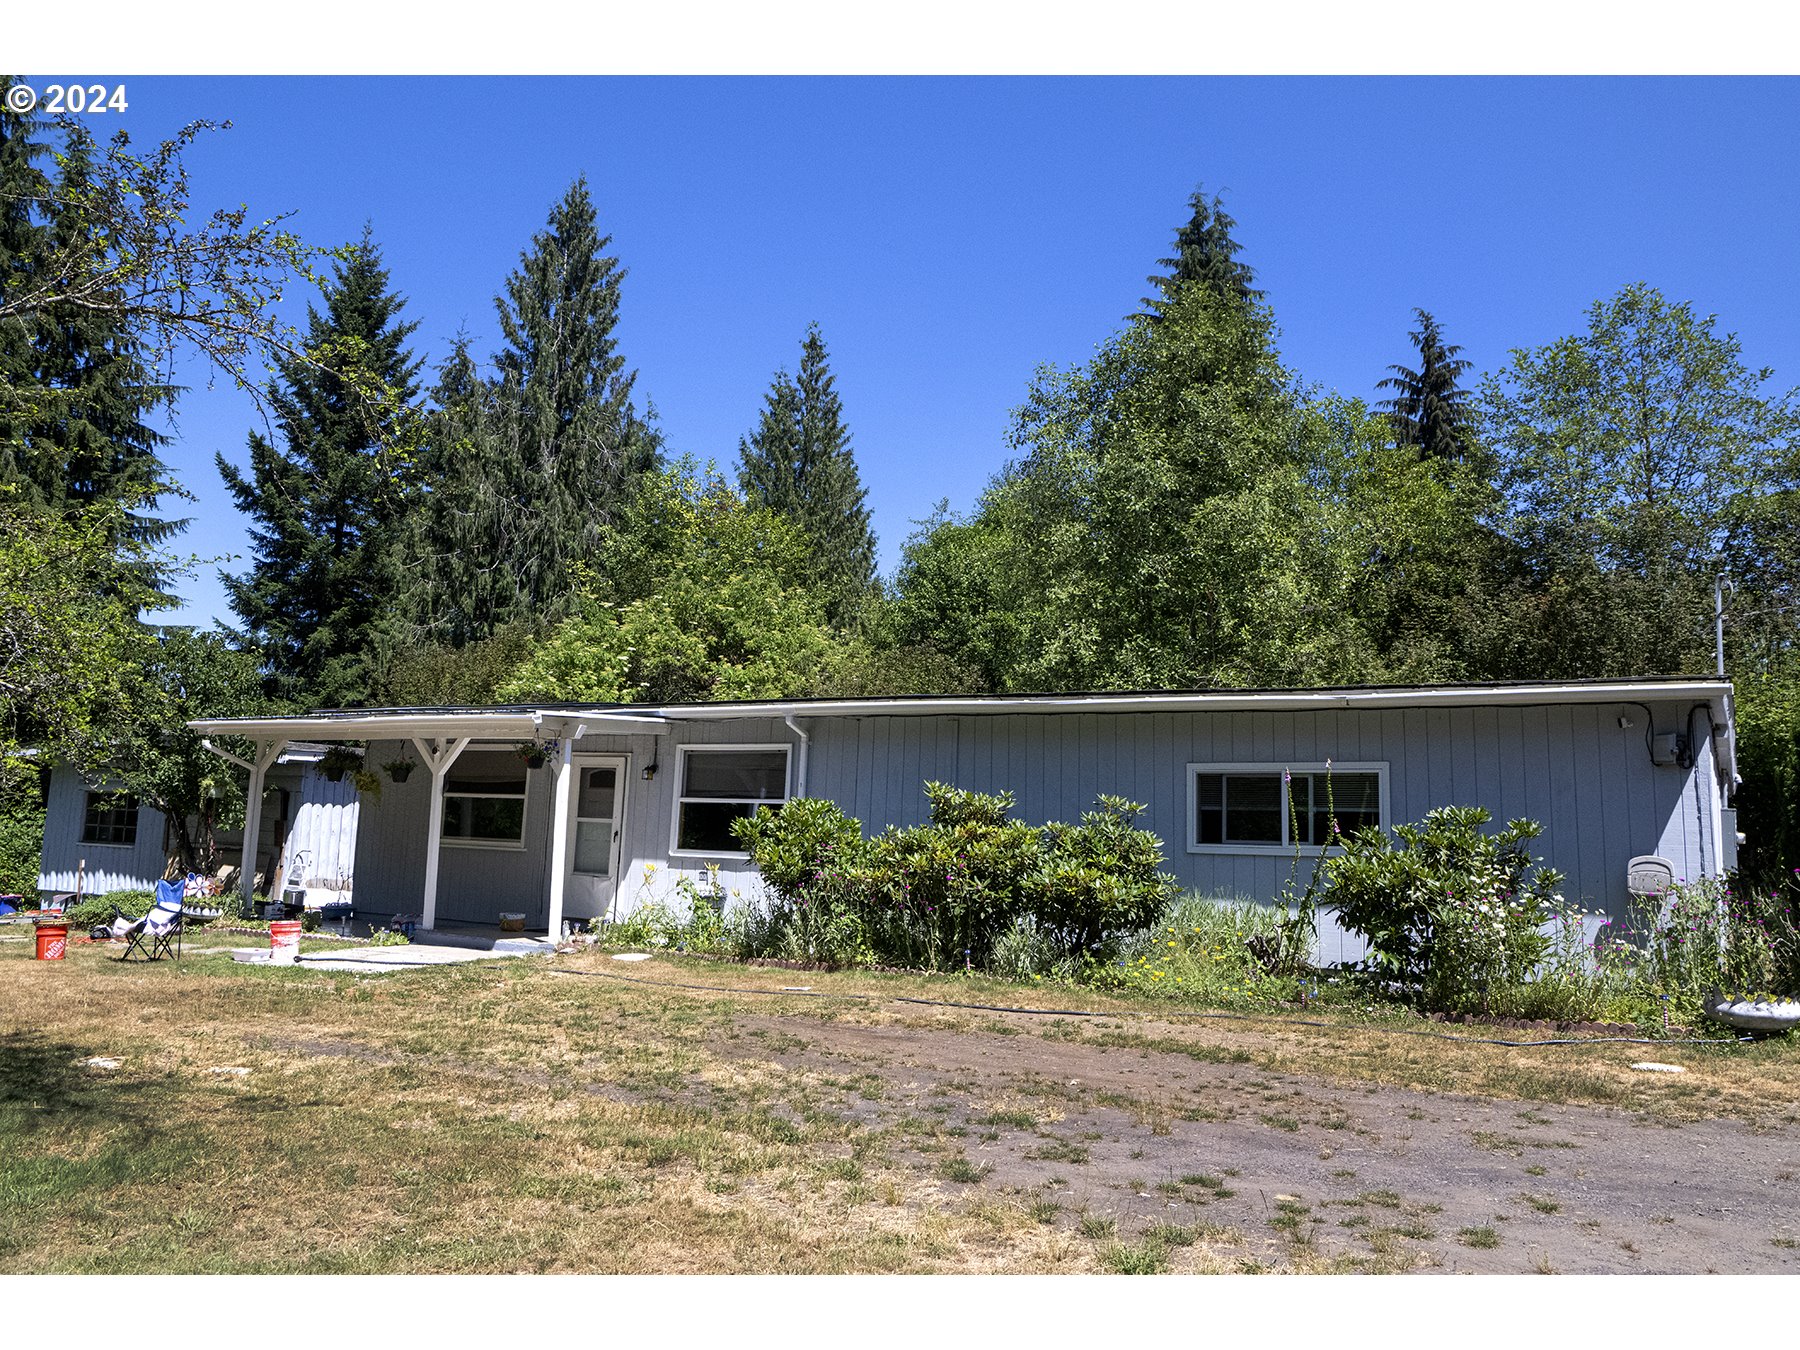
[382,750,416,783]
[319,745,364,782]
[516,741,547,770]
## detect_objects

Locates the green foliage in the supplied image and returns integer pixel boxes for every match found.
[64,887,154,931]
[1735,666,1800,885]
[368,927,411,947]
[738,324,877,627]
[0,779,45,897]
[1479,282,1800,679]
[1142,185,1262,315]
[1083,892,1300,1006]
[499,469,842,704]
[0,495,158,772]
[92,627,269,874]
[378,623,540,708]
[1624,876,1800,1010]
[1323,805,1568,1013]
[731,784,1177,971]
[0,85,326,420]
[218,232,422,708]
[1377,309,1476,464]
[1033,796,1179,957]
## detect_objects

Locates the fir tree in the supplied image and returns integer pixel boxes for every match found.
[738,323,876,626]
[218,232,421,708]
[1143,186,1263,316]
[1377,308,1475,463]
[1,87,179,600]
[488,177,658,620]
[400,334,519,648]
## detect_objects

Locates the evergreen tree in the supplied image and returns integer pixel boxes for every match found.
[488,177,658,621]
[737,323,876,626]
[400,334,521,649]
[0,86,179,600]
[1142,186,1263,315]
[218,233,421,708]
[1377,308,1476,463]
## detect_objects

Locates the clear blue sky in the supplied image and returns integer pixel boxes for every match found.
[57,76,1800,629]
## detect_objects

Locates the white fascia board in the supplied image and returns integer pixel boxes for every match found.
[186,709,675,741]
[650,681,1736,720]
[187,713,545,741]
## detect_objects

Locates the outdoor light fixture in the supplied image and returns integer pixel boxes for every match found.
[1618,716,1635,729]
[642,759,658,781]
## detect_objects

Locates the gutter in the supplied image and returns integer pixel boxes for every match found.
[783,714,810,798]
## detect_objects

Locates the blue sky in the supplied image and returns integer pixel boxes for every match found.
[39,75,1800,629]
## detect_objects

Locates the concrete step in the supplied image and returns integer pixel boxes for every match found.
[412,928,555,953]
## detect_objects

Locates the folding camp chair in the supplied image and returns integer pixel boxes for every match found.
[119,879,184,961]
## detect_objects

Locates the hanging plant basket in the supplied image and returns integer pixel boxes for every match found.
[319,746,365,783]
[383,760,415,783]
[517,741,547,770]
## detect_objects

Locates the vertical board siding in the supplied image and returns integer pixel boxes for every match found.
[37,766,170,895]
[337,698,1723,936]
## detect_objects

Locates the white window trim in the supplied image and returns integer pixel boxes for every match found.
[669,743,792,860]
[1186,761,1389,856]
[80,788,142,849]
[440,771,531,852]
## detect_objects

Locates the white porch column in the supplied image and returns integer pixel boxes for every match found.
[545,734,575,940]
[237,738,286,905]
[414,735,471,931]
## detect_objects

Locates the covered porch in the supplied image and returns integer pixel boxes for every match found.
[191,708,676,934]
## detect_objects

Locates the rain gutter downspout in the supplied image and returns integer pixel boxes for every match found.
[783,714,810,798]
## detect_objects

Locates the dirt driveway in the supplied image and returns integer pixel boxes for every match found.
[711,1009,1800,1273]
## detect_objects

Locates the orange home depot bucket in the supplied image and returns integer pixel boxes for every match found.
[269,919,303,965]
[35,921,69,961]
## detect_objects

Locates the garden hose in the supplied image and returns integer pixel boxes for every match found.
[547,965,1754,1048]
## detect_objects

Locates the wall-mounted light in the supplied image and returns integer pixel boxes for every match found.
[1618,716,1635,729]
[642,758,658,781]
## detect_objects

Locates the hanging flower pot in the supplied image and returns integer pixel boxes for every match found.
[319,746,364,782]
[383,758,415,783]
[517,741,547,770]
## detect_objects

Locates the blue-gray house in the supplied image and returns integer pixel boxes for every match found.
[153,677,1738,949]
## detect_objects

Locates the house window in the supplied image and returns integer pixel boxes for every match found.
[1188,763,1386,853]
[441,752,529,847]
[672,746,790,855]
[81,791,140,846]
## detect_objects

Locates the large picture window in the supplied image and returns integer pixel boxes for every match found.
[81,791,139,845]
[1187,763,1386,853]
[442,751,529,847]
[672,746,790,856]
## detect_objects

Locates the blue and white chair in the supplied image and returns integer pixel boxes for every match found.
[119,879,185,961]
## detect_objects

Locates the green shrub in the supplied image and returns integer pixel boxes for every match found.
[1324,805,1568,1014]
[1032,796,1179,958]
[1084,891,1298,1006]
[0,793,46,899]
[732,784,1179,972]
[64,888,155,930]
[368,927,410,947]
[1618,875,1800,1017]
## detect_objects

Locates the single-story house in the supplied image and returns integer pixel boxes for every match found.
[35,744,360,904]
[159,677,1737,955]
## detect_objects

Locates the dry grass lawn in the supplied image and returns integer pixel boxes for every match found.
[4,932,1798,1273]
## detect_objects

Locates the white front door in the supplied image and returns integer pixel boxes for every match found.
[562,755,627,924]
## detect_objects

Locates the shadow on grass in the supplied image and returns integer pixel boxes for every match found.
[0,1031,160,1135]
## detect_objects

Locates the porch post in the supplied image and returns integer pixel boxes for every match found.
[239,739,286,905]
[545,734,575,940]
[415,736,471,931]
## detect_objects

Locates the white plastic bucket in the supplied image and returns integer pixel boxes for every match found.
[269,919,303,965]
